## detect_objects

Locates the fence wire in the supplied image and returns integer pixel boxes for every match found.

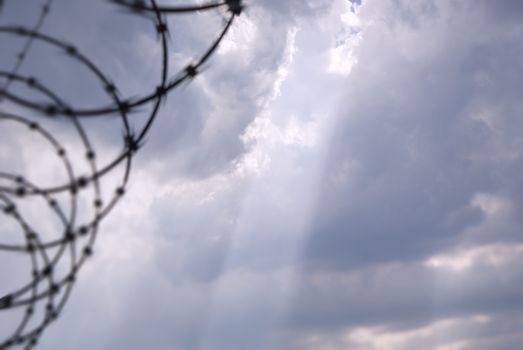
[0,1,242,348]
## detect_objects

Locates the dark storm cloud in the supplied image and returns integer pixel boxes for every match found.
[287,253,523,331]
[477,0,523,21]
[282,0,523,345]
[301,0,523,270]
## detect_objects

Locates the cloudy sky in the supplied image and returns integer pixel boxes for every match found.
[2,0,523,349]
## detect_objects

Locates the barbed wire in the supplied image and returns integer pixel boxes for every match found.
[0,0,242,348]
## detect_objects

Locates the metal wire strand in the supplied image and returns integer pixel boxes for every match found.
[0,0,242,348]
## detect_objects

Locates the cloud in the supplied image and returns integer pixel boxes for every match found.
[2,0,523,349]
[285,0,523,346]
[301,0,523,268]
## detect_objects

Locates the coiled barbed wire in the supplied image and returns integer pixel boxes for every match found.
[0,0,242,348]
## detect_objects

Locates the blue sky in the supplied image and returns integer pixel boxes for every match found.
[1,0,523,349]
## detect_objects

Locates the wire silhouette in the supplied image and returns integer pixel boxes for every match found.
[0,0,242,348]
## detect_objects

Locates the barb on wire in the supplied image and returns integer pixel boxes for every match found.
[0,0,242,348]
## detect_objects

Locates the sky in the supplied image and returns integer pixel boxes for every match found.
[1,0,523,349]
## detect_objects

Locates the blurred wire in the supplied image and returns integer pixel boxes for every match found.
[0,0,242,348]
